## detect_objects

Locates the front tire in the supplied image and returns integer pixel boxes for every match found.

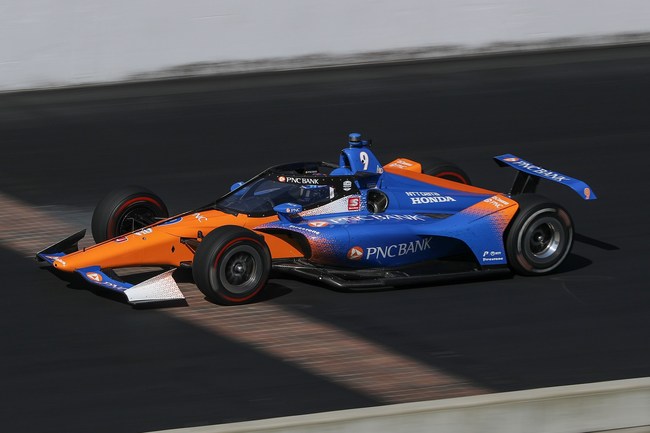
[192,226,271,305]
[505,194,573,275]
[91,185,168,243]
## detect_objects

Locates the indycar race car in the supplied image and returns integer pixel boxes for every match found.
[37,133,596,305]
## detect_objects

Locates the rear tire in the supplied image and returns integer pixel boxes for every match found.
[424,158,472,184]
[91,186,168,243]
[192,226,271,305]
[505,194,573,275]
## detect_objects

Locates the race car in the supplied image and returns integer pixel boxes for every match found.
[37,133,596,305]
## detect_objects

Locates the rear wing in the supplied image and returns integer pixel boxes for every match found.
[494,154,596,200]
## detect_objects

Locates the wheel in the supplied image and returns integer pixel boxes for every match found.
[505,194,573,275]
[423,158,471,184]
[192,226,271,305]
[91,185,168,243]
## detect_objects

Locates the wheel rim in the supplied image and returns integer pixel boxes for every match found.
[216,244,262,295]
[522,216,563,264]
[116,205,157,235]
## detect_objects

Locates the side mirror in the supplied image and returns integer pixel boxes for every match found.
[273,203,303,222]
[230,181,245,192]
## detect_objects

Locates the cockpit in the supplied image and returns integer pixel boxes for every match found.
[215,162,360,216]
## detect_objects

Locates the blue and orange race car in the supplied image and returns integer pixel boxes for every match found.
[37,133,596,305]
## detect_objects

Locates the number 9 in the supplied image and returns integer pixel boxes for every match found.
[360,151,369,170]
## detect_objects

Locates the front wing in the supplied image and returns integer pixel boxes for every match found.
[37,231,185,305]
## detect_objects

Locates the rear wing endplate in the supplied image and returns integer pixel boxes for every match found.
[494,154,596,200]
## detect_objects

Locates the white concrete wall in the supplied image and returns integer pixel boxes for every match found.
[2,0,650,91]
[150,378,650,433]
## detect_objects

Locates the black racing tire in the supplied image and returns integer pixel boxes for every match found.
[192,226,271,305]
[505,194,574,276]
[91,185,168,243]
[423,158,472,184]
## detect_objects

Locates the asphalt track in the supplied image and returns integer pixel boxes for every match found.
[1,45,650,433]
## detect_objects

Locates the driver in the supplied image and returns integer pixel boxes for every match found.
[298,185,330,205]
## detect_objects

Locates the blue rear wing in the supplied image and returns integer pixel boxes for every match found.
[494,154,596,200]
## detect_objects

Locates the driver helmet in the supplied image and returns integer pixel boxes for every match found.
[299,185,331,204]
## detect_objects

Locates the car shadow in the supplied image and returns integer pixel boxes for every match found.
[554,253,592,274]
[574,233,620,251]
[39,264,293,308]
[173,268,293,305]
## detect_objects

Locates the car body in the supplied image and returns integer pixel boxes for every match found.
[37,133,596,305]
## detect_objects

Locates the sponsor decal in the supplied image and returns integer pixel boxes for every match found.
[405,191,442,197]
[504,157,520,162]
[160,217,182,226]
[405,191,456,205]
[47,256,67,266]
[279,176,321,185]
[365,237,433,260]
[584,188,591,199]
[482,250,504,262]
[284,206,301,214]
[376,166,384,174]
[86,272,103,282]
[327,214,427,224]
[101,281,122,290]
[483,196,511,209]
[115,236,128,243]
[193,212,208,223]
[410,197,456,204]
[288,224,320,235]
[343,180,352,192]
[508,159,569,182]
[347,196,361,211]
[134,228,153,236]
[347,246,364,260]
[387,159,413,169]
[308,221,329,228]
